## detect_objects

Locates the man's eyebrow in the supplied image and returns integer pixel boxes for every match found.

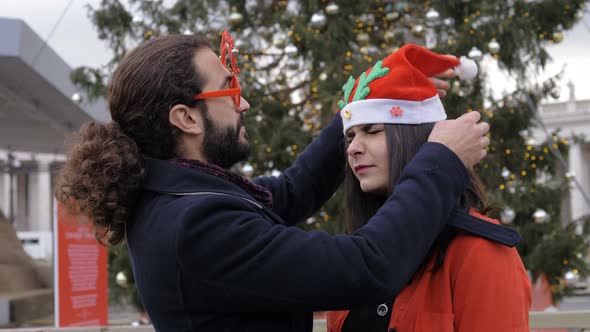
[219,75,232,89]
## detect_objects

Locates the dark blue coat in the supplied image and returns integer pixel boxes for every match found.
[126,114,469,331]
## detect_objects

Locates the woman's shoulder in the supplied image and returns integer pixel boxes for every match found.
[448,210,521,261]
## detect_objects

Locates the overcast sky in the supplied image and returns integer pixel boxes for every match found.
[1,0,589,101]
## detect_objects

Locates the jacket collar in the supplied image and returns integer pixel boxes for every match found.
[141,157,253,199]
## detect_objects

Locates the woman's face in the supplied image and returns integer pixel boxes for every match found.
[346,123,390,195]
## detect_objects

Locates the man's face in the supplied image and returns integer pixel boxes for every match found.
[202,110,250,169]
[193,47,251,168]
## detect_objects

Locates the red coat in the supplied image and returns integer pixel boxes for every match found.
[327,211,531,332]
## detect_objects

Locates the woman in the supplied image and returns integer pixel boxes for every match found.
[327,44,531,332]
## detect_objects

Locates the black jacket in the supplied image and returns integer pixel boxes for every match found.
[126,115,469,331]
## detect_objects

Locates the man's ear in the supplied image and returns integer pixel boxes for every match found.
[169,104,204,135]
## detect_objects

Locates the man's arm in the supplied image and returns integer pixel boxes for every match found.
[178,142,469,312]
[253,112,345,225]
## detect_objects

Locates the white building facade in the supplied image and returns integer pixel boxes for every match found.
[536,82,590,223]
[0,17,108,259]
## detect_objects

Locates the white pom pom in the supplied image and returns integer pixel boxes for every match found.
[454,56,478,80]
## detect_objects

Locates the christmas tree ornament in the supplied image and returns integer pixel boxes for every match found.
[229,7,244,26]
[426,8,440,22]
[501,167,510,179]
[386,12,400,21]
[116,271,129,288]
[287,59,299,70]
[356,32,370,46]
[443,18,455,26]
[285,44,298,56]
[500,207,516,225]
[273,35,287,48]
[526,137,537,146]
[326,2,340,15]
[231,48,239,56]
[412,24,425,37]
[71,92,82,103]
[553,32,564,42]
[384,30,395,43]
[386,45,400,54]
[488,38,500,54]
[318,72,328,81]
[132,15,144,24]
[310,11,327,28]
[241,163,254,177]
[565,171,576,181]
[468,46,483,61]
[533,209,548,224]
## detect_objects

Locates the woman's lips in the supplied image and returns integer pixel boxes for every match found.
[354,165,374,175]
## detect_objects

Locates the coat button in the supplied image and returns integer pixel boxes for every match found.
[389,329,397,332]
[376,303,389,317]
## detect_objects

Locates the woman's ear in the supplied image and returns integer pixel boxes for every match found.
[169,104,204,136]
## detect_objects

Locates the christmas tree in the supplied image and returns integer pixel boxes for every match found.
[73,0,589,307]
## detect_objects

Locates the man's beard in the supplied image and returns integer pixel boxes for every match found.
[202,112,250,169]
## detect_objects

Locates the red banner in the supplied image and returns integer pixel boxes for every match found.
[54,203,108,327]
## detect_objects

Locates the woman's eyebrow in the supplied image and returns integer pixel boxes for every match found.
[362,124,375,131]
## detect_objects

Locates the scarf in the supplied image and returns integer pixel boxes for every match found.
[168,158,273,208]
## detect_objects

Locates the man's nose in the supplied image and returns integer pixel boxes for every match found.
[237,96,250,113]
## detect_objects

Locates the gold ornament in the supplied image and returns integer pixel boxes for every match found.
[343,109,352,119]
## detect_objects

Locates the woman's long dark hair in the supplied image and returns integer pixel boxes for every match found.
[345,122,488,269]
[55,35,211,245]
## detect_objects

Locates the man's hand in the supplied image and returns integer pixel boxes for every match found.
[430,68,456,98]
[428,112,490,167]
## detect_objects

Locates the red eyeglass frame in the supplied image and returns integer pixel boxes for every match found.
[193,31,243,110]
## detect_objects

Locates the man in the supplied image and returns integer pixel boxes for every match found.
[56,34,489,331]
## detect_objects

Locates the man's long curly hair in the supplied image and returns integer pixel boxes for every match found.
[55,35,211,245]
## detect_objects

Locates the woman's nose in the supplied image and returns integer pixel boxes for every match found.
[347,137,364,156]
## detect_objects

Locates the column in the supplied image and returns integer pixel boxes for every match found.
[28,159,52,231]
[0,168,10,220]
[568,142,589,221]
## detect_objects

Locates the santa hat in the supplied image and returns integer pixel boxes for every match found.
[339,44,477,133]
